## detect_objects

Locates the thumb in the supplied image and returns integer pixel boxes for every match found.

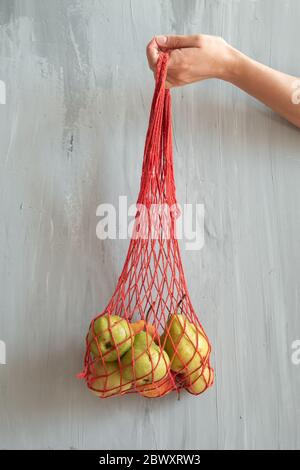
[156,34,201,49]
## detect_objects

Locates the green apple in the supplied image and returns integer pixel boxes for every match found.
[162,314,209,373]
[88,360,132,398]
[185,365,214,395]
[121,332,170,386]
[88,315,133,361]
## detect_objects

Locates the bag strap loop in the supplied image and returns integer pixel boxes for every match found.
[137,52,177,209]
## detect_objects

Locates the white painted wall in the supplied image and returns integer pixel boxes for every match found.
[0,0,300,450]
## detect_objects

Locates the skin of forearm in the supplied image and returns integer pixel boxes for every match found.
[222,46,300,128]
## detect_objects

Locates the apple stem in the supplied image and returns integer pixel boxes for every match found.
[145,304,153,322]
[176,294,186,311]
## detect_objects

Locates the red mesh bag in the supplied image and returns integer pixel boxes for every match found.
[79,53,213,398]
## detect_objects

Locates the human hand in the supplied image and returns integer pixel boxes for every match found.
[147,34,300,128]
[146,34,235,88]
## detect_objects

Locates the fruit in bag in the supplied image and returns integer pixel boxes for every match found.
[88,360,132,398]
[162,314,209,373]
[88,315,133,361]
[184,365,214,395]
[137,375,174,398]
[121,332,170,386]
[131,319,158,341]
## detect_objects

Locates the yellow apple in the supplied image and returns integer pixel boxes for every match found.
[185,365,214,395]
[121,332,170,386]
[162,314,209,373]
[137,374,174,398]
[87,314,133,361]
[88,359,132,398]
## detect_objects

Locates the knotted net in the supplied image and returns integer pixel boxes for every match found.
[79,53,213,398]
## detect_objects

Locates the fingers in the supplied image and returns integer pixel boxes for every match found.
[146,37,160,72]
[147,34,202,71]
[156,34,202,49]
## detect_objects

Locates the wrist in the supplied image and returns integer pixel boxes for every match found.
[218,44,245,83]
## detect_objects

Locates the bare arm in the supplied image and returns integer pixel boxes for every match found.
[147,35,300,128]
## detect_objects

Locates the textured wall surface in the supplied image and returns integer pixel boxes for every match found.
[0,0,300,450]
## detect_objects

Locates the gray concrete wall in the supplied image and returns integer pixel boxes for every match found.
[0,0,300,450]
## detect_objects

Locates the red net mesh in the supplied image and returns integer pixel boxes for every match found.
[79,53,213,398]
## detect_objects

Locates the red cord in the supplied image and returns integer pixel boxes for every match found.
[80,53,213,398]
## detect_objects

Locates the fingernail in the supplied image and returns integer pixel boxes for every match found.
[156,35,167,46]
